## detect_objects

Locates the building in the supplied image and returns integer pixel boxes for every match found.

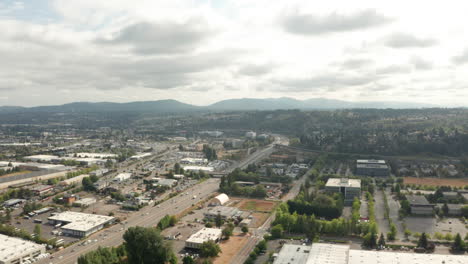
[211,193,229,206]
[90,169,109,177]
[29,185,54,196]
[355,160,389,177]
[406,195,434,215]
[274,243,467,264]
[153,178,177,188]
[23,155,60,163]
[245,131,256,139]
[325,178,361,205]
[114,173,132,182]
[185,228,222,249]
[273,244,311,264]
[0,234,46,264]
[182,166,214,172]
[74,197,97,207]
[442,191,459,200]
[72,153,117,159]
[48,211,115,237]
[62,194,77,205]
[204,206,242,220]
[2,199,25,208]
[180,158,208,165]
[130,153,152,160]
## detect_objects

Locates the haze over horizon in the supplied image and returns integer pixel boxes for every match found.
[2,1,468,107]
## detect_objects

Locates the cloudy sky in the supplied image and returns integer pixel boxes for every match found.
[1,0,468,107]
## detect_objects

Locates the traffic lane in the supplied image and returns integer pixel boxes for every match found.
[42,179,220,264]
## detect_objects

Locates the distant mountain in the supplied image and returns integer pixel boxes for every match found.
[208,97,435,110]
[16,100,200,113]
[0,98,436,114]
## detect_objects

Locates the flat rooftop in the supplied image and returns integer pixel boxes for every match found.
[356,159,386,164]
[0,234,45,263]
[205,206,241,217]
[307,243,349,264]
[48,211,115,232]
[348,249,467,264]
[186,228,221,244]
[273,244,311,264]
[356,164,389,169]
[326,178,361,188]
[406,195,430,205]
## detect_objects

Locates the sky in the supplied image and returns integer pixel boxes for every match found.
[1,0,468,107]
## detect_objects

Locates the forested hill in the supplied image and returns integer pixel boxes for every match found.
[0,97,436,113]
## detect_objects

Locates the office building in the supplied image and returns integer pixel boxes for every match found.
[356,160,389,177]
[185,228,222,249]
[325,178,361,205]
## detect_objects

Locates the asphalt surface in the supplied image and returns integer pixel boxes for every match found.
[38,178,220,264]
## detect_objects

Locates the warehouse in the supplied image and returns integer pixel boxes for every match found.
[204,206,242,220]
[48,211,115,237]
[114,173,132,182]
[325,178,361,205]
[211,193,229,206]
[274,243,467,264]
[0,234,46,264]
[355,160,389,177]
[182,166,214,172]
[406,195,434,215]
[185,228,222,249]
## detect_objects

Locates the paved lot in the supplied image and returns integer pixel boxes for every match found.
[405,216,436,235]
[374,189,390,236]
[384,188,404,240]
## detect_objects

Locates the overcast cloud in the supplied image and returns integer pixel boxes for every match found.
[1,0,468,107]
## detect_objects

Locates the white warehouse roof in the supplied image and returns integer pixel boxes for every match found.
[0,234,46,264]
[348,249,467,264]
[186,228,222,244]
[48,211,115,233]
[213,193,229,205]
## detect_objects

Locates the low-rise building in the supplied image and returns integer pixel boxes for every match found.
[0,234,46,264]
[204,206,242,220]
[355,160,389,177]
[74,198,97,207]
[325,178,361,205]
[48,211,115,237]
[114,173,132,182]
[442,191,459,200]
[406,195,434,215]
[30,185,54,196]
[211,193,229,206]
[273,244,311,264]
[185,228,222,249]
[182,166,214,172]
[90,169,109,177]
[245,131,256,139]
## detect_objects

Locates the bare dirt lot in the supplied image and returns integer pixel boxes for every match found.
[403,177,468,187]
[213,234,250,264]
[236,199,277,212]
[251,212,269,228]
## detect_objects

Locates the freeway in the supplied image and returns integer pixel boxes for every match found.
[38,178,220,264]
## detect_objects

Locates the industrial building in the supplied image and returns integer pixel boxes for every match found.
[152,178,177,187]
[406,195,434,215]
[113,173,132,182]
[0,234,46,264]
[204,206,242,220]
[355,160,389,177]
[29,185,54,196]
[325,178,361,205]
[185,228,222,249]
[48,211,115,237]
[130,153,152,160]
[211,193,229,206]
[23,155,60,163]
[274,243,467,264]
[89,169,109,177]
[182,166,214,172]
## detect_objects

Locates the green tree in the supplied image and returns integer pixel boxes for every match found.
[222,225,234,240]
[271,224,284,239]
[418,233,428,249]
[123,226,176,264]
[442,202,449,216]
[378,233,386,248]
[241,226,249,234]
[82,177,95,192]
[215,213,223,228]
[200,241,221,258]
[182,256,194,264]
[451,233,465,252]
[33,224,41,240]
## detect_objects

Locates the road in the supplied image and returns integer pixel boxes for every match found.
[38,178,220,264]
[230,170,307,264]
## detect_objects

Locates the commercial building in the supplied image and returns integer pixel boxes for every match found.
[211,193,229,206]
[72,153,117,159]
[0,234,46,264]
[355,160,389,177]
[204,206,242,220]
[114,173,132,182]
[274,243,467,264]
[182,166,214,172]
[2,199,25,208]
[130,153,152,160]
[180,158,208,165]
[23,155,60,163]
[185,228,222,249]
[273,244,311,264]
[245,131,257,139]
[325,178,361,205]
[89,169,109,177]
[48,211,115,237]
[152,178,177,188]
[29,185,54,196]
[406,195,434,215]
